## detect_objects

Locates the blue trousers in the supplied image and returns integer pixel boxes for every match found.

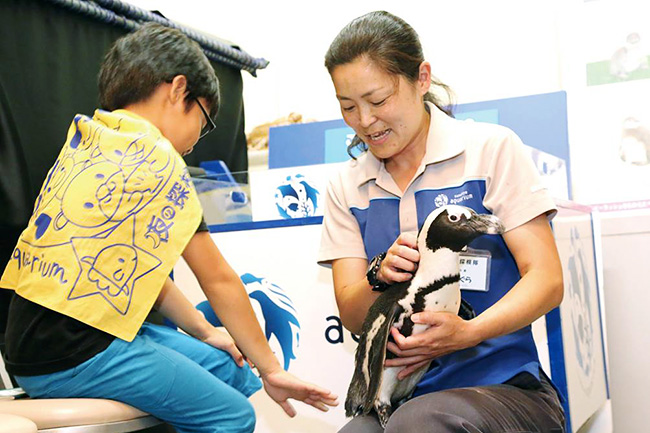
[16,323,262,433]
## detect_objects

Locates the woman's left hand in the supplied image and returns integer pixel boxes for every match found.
[385,311,480,380]
[261,369,339,417]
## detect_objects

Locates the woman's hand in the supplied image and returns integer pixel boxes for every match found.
[261,369,339,417]
[201,327,246,368]
[385,312,480,379]
[378,233,420,284]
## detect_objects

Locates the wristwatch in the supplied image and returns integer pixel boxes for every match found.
[366,252,389,292]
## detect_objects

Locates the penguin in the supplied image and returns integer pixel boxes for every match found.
[345,204,505,427]
[619,116,650,166]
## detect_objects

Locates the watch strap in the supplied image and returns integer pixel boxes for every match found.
[367,252,389,292]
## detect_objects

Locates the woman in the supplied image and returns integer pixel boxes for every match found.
[318,11,566,433]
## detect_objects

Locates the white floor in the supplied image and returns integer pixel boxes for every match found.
[578,401,612,433]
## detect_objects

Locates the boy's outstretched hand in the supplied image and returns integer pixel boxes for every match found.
[261,369,339,417]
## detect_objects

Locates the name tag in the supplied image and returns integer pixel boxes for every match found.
[459,249,492,292]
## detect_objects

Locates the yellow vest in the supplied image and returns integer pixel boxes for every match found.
[0,109,202,341]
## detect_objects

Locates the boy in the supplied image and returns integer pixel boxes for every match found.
[1,23,337,433]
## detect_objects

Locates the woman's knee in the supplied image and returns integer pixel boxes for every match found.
[385,390,483,433]
[386,411,479,433]
[338,415,383,433]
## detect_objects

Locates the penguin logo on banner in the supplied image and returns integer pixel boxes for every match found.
[567,227,595,393]
[191,273,301,371]
[274,174,320,219]
[434,194,449,208]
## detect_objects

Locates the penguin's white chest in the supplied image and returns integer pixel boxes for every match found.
[394,248,461,328]
[423,282,461,314]
[393,280,461,332]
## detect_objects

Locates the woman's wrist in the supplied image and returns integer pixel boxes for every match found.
[466,314,492,347]
[366,252,389,291]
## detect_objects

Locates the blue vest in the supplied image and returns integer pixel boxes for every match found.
[351,179,542,394]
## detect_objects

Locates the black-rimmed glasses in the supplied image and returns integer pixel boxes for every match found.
[196,99,216,140]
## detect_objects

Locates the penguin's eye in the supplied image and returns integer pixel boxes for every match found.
[448,214,459,222]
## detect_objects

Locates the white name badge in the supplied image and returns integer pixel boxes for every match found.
[459,249,492,292]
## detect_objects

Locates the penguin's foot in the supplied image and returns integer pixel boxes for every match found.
[375,403,393,428]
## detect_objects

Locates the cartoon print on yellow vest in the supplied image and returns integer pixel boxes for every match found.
[1,110,201,341]
[72,215,162,315]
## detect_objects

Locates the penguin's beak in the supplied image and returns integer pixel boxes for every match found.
[468,214,505,235]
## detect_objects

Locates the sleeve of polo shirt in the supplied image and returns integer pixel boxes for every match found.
[482,130,557,232]
[317,172,367,266]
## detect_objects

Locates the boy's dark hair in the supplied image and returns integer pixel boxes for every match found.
[98,23,219,120]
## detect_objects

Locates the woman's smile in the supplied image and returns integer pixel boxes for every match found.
[366,128,391,145]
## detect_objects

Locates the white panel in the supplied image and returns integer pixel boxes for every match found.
[553,208,608,432]
[599,210,650,433]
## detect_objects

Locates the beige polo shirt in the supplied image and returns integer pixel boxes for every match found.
[318,102,556,264]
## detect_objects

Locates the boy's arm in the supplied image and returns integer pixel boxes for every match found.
[180,231,282,376]
[154,276,245,366]
[181,231,339,416]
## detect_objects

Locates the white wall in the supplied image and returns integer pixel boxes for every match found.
[124,0,564,130]
[123,0,650,206]
[558,0,650,205]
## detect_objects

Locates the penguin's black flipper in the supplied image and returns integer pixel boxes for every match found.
[345,327,371,417]
[345,282,408,417]
[458,297,476,320]
[362,294,405,414]
[345,287,400,416]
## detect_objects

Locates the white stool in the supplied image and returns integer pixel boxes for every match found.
[0,413,38,433]
[0,344,163,432]
[0,393,162,433]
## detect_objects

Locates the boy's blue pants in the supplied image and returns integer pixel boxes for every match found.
[16,322,262,433]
